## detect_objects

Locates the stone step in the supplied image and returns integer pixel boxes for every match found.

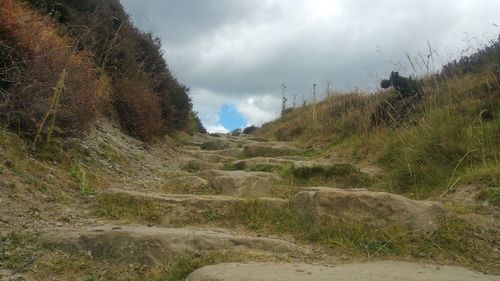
[106,189,287,215]
[243,143,301,158]
[181,150,237,163]
[186,261,500,281]
[197,170,282,197]
[290,188,443,234]
[41,225,299,266]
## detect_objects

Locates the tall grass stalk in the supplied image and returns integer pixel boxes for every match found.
[33,69,66,146]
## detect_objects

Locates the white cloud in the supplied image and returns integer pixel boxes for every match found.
[122,0,500,128]
[205,124,229,134]
[235,95,281,126]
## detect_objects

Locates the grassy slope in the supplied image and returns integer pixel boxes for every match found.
[257,68,500,201]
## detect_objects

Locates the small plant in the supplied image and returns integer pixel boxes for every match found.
[33,69,66,146]
[69,162,92,196]
[203,210,223,221]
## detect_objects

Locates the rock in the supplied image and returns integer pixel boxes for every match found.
[290,188,443,233]
[183,150,237,163]
[243,144,300,158]
[201,170,281,197]
[200,170,281,182]
[106,189,287,219]
[181,159,220,172]
[167,176,210,192]
[40,225,297,265]
[231,157,291,170]
[186,261,500,281]
[292,161,360,178]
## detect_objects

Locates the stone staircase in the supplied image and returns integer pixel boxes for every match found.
[38,133,500,280]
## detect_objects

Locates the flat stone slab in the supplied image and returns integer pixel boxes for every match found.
[41,225,297,266]
[186,261,500,281]
[243,144,300,158]
[182,150,237,163]
[199,170,282,197]
[231,157,291,170]
[106,189,287,211]
[290,188,443,234]
[166,176,210,192]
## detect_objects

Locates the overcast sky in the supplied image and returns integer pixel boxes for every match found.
[121,0,500,133]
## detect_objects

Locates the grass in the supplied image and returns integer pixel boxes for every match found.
[257,68,500,201]
[0,231,39,270]
[92,193,165,224]
[278,162,371,188]
[33,250,255,281]
[157,252,241,281]
[463,163,500,206]
[223,200,499,271]
[182,161,203,172]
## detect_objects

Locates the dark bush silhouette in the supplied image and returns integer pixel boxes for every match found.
[243,126,258,135]
[380,71,421,97]
[372,72,423,127]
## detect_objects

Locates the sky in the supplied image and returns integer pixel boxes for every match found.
[120,0,500,133]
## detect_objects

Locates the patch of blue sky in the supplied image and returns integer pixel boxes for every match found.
[218,104,247,132]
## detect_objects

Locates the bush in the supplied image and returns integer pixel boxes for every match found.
[0,0,98,141]
[113,77,165,139]
[26,0,194,135]
[243,125,258,134]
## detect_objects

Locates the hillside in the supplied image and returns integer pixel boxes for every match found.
[0,1,500,281]
[257,37,500,202]
[1,0,204,141]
